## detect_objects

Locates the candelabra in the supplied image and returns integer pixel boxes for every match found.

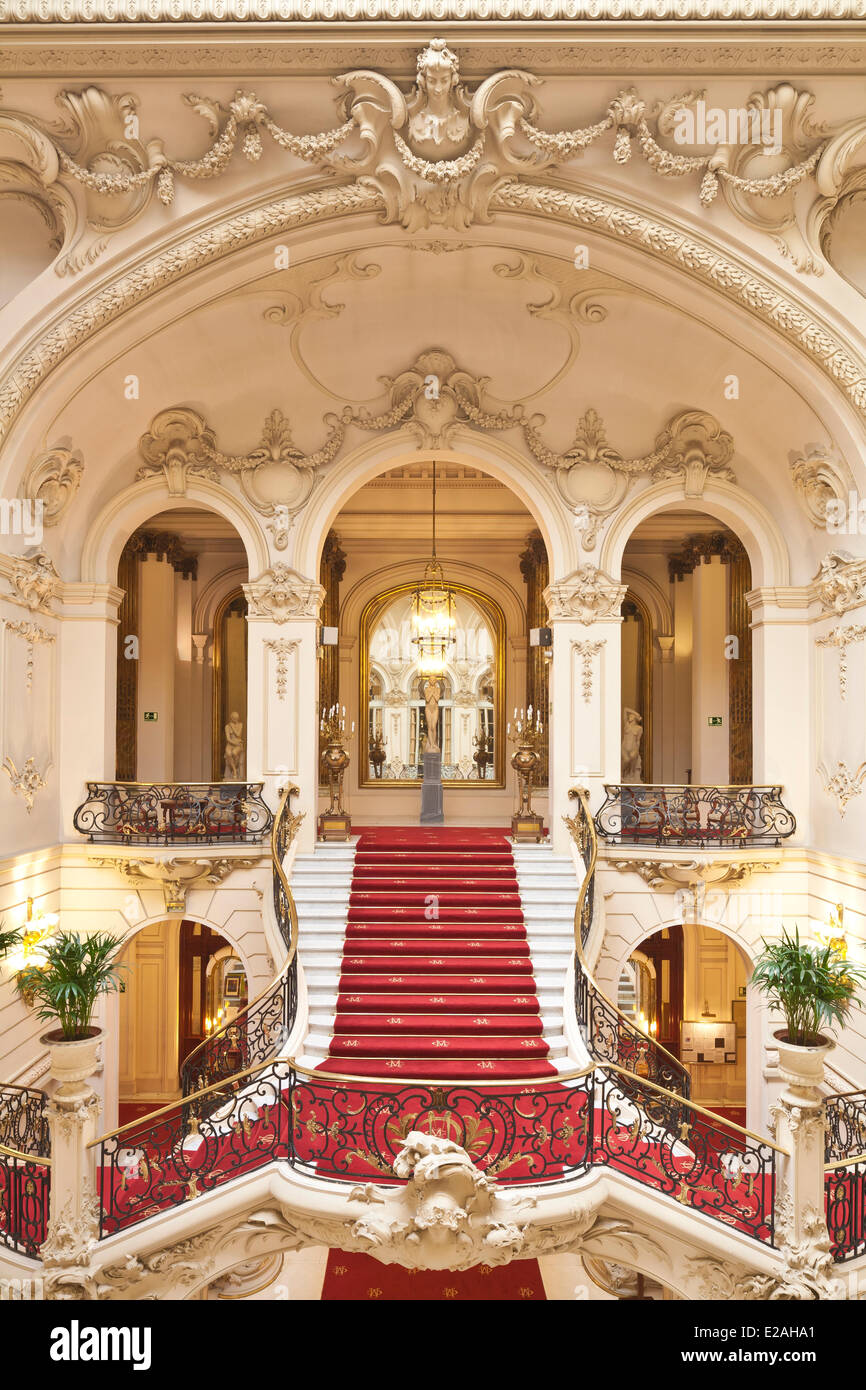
[507,706,545,843]
[369,729,387,780]
[472,726,492,780]
[319,705,354,841]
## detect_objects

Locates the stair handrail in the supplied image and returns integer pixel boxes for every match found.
[83,800,784,1249]
[0,1080,51,1158]
[567,786,692,1098]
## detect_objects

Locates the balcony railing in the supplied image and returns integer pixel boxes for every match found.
[73,781,273,845]
[0,1084,51,1258]
[595,783,796,848]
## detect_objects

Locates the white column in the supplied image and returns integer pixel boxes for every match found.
[174,573,194,781]
[138,554,176,781]
[59,585,123,838]
[749,590,811,845]
[691,557,729,784]
[546,568,626,853]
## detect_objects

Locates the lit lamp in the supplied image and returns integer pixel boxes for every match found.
[413,461,455,826]
[411,461,456,681]
[816,903,848,959]
[15,897,59,1007]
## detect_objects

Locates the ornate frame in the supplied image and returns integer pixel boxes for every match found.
[358,580,506,790]
[211,586,248,782]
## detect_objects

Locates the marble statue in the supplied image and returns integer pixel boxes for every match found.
[621,707,643,783]
[423,678,441,754]
[223,711,245,780]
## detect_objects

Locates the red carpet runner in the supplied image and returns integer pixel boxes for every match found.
[322,1250,547,1300]
[317,827,556,1081]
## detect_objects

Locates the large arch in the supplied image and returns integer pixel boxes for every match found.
[600,477,790,591]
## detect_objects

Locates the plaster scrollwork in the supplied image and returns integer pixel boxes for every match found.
[264,637,298,700]
[94,854,264,912]
[816,622,866,699]
[4,619,56,692]
[573,639,605,703]
[8,51,858,261]
[685,1190,843,1301]
[40,1181,102,1271]
[817,759,866,819]
[812,551,866,617]
[2,754,48,812]
[545,565,626,625]
[7,550,60,613]
[538,407,734,547]
[244,565,325,624]
[19,446,84,527]
[136,405,340,528]
[790,449,849,530]
[608,858,776,890]
[344,1131,642,1272]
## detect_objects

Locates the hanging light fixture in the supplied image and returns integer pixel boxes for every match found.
[411,460,456,678]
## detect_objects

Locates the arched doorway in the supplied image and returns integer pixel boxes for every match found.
[619,510,753,787]
[618,920,750,1124]
[117,918,248,1127]
[114,506,249,783]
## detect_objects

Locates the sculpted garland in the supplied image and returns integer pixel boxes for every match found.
[5,40,861,263]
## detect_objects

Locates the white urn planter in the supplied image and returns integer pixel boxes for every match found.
[774,1028,834,1103]
[41,1026,103,1102]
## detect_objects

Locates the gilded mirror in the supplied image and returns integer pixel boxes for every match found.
[360,582,505,787]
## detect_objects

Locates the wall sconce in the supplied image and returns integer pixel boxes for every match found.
[16,897,59,1007]
[817,903,847,959]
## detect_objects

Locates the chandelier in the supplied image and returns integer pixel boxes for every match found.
[411,460,456,678]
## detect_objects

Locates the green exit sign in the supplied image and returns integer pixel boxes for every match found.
[143,711,158,722]
[708,716,723,727]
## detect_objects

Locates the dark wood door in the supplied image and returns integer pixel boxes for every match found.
[640,925,684,1060]
[178,920,230,1074]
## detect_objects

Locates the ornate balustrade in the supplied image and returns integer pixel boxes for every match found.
[179,785,301,1098]
[567,787,692,1099]
[72,781,273,845]
[0,1082,50,1158]
[92,1055,779,1245]
[0,1083,51,1258]
[595,784,796,848]
[824,1091,866,1262]
[826,1157,866,1263]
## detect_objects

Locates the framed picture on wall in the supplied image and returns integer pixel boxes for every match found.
[224,973,243,999]
[732,999,746,1040]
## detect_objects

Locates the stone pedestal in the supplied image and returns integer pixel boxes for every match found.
[40,1030,104,1295]
[772,1031,833,1246]
[420,750,444,824]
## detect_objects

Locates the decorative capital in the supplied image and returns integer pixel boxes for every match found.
[8,550,60,614]
[94,854,264,912]
[545,566,626,624]
[813,551,866,617]
[245,565,325,623]
[20,446,84,528]
[790,449,849,530]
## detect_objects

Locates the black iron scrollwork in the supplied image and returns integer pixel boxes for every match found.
[595,784,796,848]
[72,781,273,844]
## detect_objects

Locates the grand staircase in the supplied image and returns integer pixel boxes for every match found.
[315,827,558,1080]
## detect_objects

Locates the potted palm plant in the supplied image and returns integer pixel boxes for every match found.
[751,926,866,1091]
[0,922,21,961]
[17,930,127,1100]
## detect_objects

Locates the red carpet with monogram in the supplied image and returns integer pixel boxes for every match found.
[321,1250,547,1300]
[316,827,556,1081]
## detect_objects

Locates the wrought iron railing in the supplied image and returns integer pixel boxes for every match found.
[825,1089,866,1164]
[567,788,692,1099]
[0,1146,50,1258]
[87,779,780,1252]
[92,1055,777,1243]
[594,784,796,848]
[73,781,273,844]
[179,785,301,1097]
[826,1157,866,1263]
[0,1082,50,1159]
[0,1084,51,1257]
